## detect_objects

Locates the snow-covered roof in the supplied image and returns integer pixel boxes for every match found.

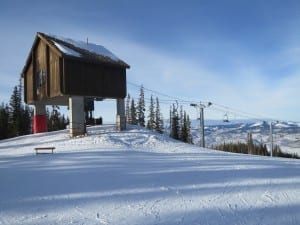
[39,32,129,68]
[53,41,82,58]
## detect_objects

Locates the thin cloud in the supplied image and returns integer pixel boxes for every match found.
[104,36,300,121]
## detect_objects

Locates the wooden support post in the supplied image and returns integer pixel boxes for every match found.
[116,98,126,130]
[69,96,85,137]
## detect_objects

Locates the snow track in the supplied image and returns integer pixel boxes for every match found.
[0,125,299,225]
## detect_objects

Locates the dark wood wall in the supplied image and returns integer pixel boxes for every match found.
[63,59,126,98]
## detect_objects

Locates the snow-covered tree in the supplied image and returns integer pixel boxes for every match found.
[179,105,183,137]
[137,85,146,127]
[130,99,137,125]
[147,95,155,130]
[125,94,131,124]
[186,114,193,144]
[170,103,180,140]
[155,97,164,134]
[180,111,193,144]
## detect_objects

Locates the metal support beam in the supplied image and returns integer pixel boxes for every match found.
[190,102,212,148]
[269,121,273,157]
[200,107,205,148]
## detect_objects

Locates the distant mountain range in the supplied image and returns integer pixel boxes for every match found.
[191,120,300,155]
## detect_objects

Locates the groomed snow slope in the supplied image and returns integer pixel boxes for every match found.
[0,125,299,225]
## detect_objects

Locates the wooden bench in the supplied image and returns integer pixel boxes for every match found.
[34,147,55,154]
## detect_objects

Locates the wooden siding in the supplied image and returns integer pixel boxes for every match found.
[35,41,47,101]
[49,50,61,97]
[25,63,34,103]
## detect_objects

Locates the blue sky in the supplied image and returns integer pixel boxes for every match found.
[1,0,300,122]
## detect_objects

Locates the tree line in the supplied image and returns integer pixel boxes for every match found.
[0,80,67,140]
[0,82,32,139]
[1,82,193,143]
[211,133,300,159]
[2,82,297,159]
[169,103,193,144]
[125,85,193,144]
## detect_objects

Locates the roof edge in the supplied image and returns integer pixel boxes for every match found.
[40,32,130,69]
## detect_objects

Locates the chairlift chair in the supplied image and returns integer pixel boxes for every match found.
[223,113,230,123]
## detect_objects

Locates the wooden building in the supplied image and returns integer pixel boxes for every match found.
[21,32,130,136]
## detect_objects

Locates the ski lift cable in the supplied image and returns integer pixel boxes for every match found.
[128,81,266,121]
[209,103,286,123]
[127,81,210,104]
[211,102,267,120]
[208,105,300,126]
[127,81,300,124]
[132,86,212,106]
[207,105,255,120]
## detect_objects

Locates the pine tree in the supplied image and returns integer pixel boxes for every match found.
[180,112,193,144]
[155,97,164,133]
[170,104,180,140]
[0,80,32,138]
[20,80,32,135]
[130,99,137,125]
[186,114,193,144]
[0,103,9,140]
[9,85,22,137]
[125,94,131,124]
[21,105,32,135]
[147,95,155,130]
[137,85,146,127]
[180,111,188,143]
[179,106,184,138]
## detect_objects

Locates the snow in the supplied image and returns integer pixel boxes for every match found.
[275,123,291,128]
[49,34,120,62]
[0,125,299,225]
[53,42,81,57]
[249,121,264,127]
